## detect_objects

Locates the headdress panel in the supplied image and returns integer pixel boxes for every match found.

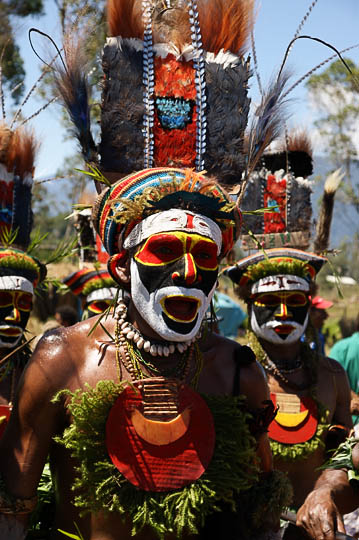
[0,125,46,290]
[100,0,253,184]
[240,132,313,250]
[0,125,36,250]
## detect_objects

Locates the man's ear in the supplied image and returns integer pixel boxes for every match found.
[108,250,131,289]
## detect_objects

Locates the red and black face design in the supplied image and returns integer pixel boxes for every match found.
[250,291,310,345]
[130,231,219,340]
[0,290,33,348]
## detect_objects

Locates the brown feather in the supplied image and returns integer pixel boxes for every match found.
[0,125,37,178]
[152,8,191,50]
[107,0,144,38]
[198,0,254,55]
[283,130,313,156]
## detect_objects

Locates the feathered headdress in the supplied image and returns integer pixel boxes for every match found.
[0,125,46,289]
[240,130,314,250]
[224,247,326,300]
[63,267,116,298]
[53,0,289,192]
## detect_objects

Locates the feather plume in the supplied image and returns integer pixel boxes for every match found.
[0,124,37,178]
[198,0,254,55]
[284,130,313,156]
[53,33,97,164]
[107,0,144,38]
[239,70,291,200]
[313,168,344,254]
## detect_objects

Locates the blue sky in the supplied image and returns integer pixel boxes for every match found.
[13,0,359,180]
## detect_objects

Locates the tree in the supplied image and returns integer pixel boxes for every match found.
[0,0,44,103]
[306,58,359,212]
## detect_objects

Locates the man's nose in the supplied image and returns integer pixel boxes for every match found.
[5,306,21,322]
[274,302,292,320]
[172,253,199,286]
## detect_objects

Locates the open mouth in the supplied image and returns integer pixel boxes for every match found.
[274,324,295,336]
[162,296,200,323]
[0,327,22,337]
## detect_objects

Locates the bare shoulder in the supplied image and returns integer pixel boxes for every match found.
[318,355,348,376]
[24,318,102,395]
[200,332,269,407]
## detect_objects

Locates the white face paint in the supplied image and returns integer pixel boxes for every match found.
[124,209,222,254]
[130,259,216,341]
[250,310,309,345]
[250,275,310,345]
[0,327,24,349]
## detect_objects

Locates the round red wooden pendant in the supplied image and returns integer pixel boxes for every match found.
[268,393,318,444]
[106,381,215,492]
[0,405,11,439]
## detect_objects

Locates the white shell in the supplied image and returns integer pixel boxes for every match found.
[121,322,129,329]
[122,326,131,335]
[133,333,141,343]
[137,337,144,349]
[127,330,135,340]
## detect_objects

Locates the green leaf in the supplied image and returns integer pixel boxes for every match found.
[57,530,82,540]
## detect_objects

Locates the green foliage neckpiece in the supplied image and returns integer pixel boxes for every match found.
[53,380,292,539]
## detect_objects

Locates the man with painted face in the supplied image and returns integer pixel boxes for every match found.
[0,123,47,439]
[62,267,117,319]
[0,168,292,540]
[225,248,352,539]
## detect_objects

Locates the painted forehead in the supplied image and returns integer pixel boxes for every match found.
[123,209,222,255]
[251,274,310,295]
[0,275,34,295]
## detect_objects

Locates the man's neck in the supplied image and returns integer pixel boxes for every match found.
[259,338,302,370]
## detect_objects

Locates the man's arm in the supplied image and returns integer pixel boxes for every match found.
[296,359,354,540]
[0,330,72,538]
[296,468,359,540]
[240,360,273,472]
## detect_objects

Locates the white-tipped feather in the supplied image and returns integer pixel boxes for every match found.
[324,167,344,194]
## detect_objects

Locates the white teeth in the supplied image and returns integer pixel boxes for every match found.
[150,344,157,356]
[122,326,131,335]
[163,346,169,357]
[144,341,151,352]
[157,345,163,356]
[121,322,129,330]
[127,330,135,340]
[169,344,175,354]
[137,337,144,349]
[177,343,184,353]
[133,333,141,343]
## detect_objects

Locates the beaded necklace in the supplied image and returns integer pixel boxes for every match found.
[114,301,203,387]
[246,330,318,391]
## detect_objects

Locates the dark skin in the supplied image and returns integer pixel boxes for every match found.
[0,291,33,419]
[0,254,272,540]
[247,299,352,540]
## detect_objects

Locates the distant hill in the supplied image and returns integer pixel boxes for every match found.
[311,155,359,247]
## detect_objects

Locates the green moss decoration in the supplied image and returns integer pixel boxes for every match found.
[321,436,359,490]
[82,277,116,297]
[0,253,40,277]
[246,331,330,462]
[269,402,329,461]
[244,258,310,284]
[53,380,291,539]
